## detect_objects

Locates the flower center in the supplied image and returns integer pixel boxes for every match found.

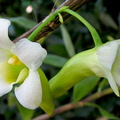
[8,55,24,65]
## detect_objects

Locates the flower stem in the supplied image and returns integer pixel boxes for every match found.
[28,7,102,47]
[32,88,114,120]
[28,13,57,41]
[63,9,103,47]
[28,6,69,41]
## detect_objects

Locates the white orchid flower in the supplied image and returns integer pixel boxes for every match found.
[0,18,47,109]
[50,40,120,97]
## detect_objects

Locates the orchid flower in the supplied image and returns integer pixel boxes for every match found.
[50,40,120,97]
[0,18,47,109]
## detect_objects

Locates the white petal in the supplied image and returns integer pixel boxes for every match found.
[15,70,42,109]
[97,41,119,70]
[11,38,47,70]
[0,18,14,50]
[0,76,13,97]
[0,49,12,63]
[111,45,120,86]
[102,68,119,96]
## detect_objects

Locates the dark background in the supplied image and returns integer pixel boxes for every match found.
[0,0,120,119]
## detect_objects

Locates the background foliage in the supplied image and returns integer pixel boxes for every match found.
[0,0,120,119]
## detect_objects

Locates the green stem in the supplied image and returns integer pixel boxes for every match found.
[63,9,103,47]
[28,7,102,47]
[28,12,57,41]
[28,6,69,41]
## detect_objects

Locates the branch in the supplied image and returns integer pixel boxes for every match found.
[13,0,92,43]
[32,88,114,120]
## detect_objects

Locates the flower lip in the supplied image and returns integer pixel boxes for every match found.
[8,55,24,65]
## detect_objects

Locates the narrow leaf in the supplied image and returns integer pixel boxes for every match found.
[60,25,75,57]
[99,12,118,30]
[73,76,100,103]
[86,103,120,120]
[44,54,68,68]
[98,78,108,92]
[8,17,36,29]
[8,93,16,106]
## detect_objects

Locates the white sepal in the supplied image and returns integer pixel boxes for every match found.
[0,18,14,50]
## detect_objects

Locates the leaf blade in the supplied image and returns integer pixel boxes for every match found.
[44,54,68,68]
[86,103,120,120]
[73,76,100,102]
[8,17,36,29]
[60,25,75,57]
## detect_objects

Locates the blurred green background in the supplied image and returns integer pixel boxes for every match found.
[0,0,120,119]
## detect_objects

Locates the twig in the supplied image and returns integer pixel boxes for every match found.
[13,0,91,43]
[32,88,113,120]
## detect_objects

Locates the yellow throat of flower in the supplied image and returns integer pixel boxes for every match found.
[8,55,24,65]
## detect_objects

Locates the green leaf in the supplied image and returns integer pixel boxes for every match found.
[38,68,55,115]
[8,93,17,106]
[8,17,36,29]
[98,78,108,92]
[48,44,68,57]
[73,76,100,102]
[86,103,120,120]
[17,101,34,120]
[44,54,68,68]
[60,25,75,57]
[99,12,118,30]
